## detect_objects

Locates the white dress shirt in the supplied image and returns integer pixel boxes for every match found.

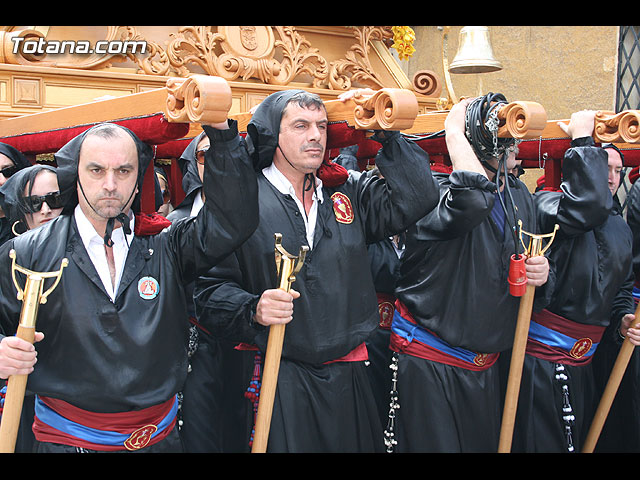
[74,204,135,301]
[262,163,323,249]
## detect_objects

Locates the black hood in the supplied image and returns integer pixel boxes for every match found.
[54,123,154,215]
[177,131,207,199]
[246,89,306,171]
[0,164,58,228]
[0,142,31,170]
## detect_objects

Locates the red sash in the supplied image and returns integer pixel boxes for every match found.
[526,309,605,366]
[32,395,177,451]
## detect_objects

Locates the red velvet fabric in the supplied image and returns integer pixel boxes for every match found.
[6,113,640,211]
[0,114,189,155]
[134,212,172,236]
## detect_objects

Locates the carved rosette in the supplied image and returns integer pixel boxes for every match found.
[412,70,442,97]
[0,28,47,64]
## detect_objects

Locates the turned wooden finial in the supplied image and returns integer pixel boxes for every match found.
[165,74,232,124]
[496,101,548,139]
[351,88,419,131]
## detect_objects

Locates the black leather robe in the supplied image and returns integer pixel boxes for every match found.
[192,127,438,452]
[512,138,635,453]
[0,123,258,414]
[535,139,634,327]
[396,168,543,354]
[194,131,438,365]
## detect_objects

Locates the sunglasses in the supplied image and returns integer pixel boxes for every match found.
[25,191,64,213]
[0,165,18,178]
[195,145,210,165]
[161,188,171,203]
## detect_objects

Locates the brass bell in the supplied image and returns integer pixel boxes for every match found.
[449,26,502,74]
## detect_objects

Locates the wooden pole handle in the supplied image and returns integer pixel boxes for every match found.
[250,323,285,453]
[498,283,536,453]
[582,316,640,453]
[251,251,297,453]
[0,324,35,453]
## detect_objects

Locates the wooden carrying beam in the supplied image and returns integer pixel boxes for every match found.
[0,74,233,213]
[232,96,550,146]
[0,74,233,150]
[405,100,549,140]
[231,87,422,134]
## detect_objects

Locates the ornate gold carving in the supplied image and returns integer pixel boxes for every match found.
[161,26,329,88]
[321,26,393,91]
[1,26,147,70]
[0,26,403,93]
[165,74,232,124]
[352,88,419,130]
[594,110,640,143]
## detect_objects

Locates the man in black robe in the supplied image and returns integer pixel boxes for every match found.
[193,89,439,452]
[390,97,550,452]
[168,133,254,453]
[511,112,637,453]
[0,119,258,452]
[587,142,640,452]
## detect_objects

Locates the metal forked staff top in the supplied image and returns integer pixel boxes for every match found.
[9,248,68,313]
[517,220,559,257]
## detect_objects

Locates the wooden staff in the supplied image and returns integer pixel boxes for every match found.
[0,250,67,453]
[498,222,558,453]
[251,234,308,454]
[582,311,640,453]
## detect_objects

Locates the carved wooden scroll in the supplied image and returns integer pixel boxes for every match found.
[351,88,419,131]
[405,100,548,140]
[165,74,232,124]
[594,110,640,144]
[496,101,548,139]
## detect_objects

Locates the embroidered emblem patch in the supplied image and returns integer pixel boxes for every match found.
[331,192,354,224]
[138,276,159,300]
[124,424,158,451]
[473,353,489,367]
[378,301,394,328]
[570,337,593,359]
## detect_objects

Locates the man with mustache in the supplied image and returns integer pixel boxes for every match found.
[192,89,439,452]
[0,120,258,453]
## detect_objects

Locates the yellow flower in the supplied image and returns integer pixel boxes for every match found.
[391,26,416,60]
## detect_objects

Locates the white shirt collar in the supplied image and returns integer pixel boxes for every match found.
[262,163,324,203]
[74,204,135,301]
[74,204,135,247]
[262,163,323,249]
[189,190,205,217]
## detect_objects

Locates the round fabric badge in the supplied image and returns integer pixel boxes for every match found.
[138,276,159,300]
